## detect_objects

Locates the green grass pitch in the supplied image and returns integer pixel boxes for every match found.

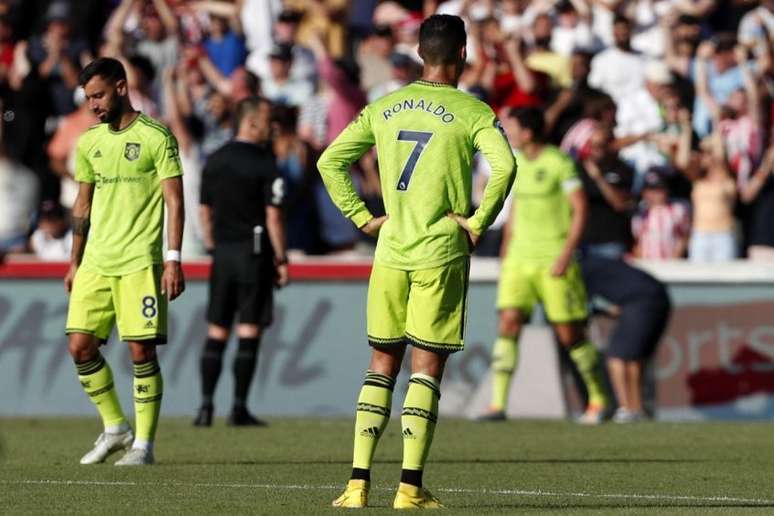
[2,417,774,514]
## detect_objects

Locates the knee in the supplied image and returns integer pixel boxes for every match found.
[130,344,157,363]
[208,324,230,341]
[68,335,98,362]
[498,311,521,338]
[369,347,404,378]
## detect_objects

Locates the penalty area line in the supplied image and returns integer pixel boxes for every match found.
[3,479,773,506]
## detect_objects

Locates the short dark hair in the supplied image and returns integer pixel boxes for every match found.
[234,96,271,128]
[613,14,631,27]
[418,14,466,65]
[78,57,127,87]
[509,107,545,141]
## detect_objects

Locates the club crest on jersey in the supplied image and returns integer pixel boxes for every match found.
[124,142,141,161]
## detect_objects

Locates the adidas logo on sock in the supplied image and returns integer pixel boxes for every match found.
[144,320,156,329]
[360,426,380,438]
[402,428,415,439]
[94,150,102,158]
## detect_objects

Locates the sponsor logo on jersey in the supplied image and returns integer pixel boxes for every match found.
[124,142,141,161]
[94,173,144,188]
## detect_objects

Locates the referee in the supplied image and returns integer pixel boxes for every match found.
[194,97,288,427]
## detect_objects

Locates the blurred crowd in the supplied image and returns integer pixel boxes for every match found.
[0,0,773,262]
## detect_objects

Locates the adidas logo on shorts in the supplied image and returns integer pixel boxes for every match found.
[144,320,155,329]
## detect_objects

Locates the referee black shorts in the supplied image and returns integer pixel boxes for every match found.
[207,242,275,328]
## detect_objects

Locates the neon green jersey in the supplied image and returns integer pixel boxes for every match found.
[317,80,517,270]
[504,145,581,265]
[75,113,183,276]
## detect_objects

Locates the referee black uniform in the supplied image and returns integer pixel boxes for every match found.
[195,132,286,426]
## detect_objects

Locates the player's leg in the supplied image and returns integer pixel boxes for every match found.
[195,324,231,426]
[607,356,629,410]
[66,268,131,464]
[554,321,610,424]
[112,266,167,465]
[196,252,238,426]
[228,255,274,426]
[115,342,162,465]
[394,257,468,509]
[542,262,610,423]
[481,263,535,420]
[228,323,265,426]
[333,263,408,508]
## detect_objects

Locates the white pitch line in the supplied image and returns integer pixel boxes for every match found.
[2,479,772,506]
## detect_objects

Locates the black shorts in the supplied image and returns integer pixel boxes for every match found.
[207,242,275,328]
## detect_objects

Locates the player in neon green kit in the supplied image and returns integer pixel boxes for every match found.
[64,58,185,465]
[479,107,610,424]
[318,15,516,509]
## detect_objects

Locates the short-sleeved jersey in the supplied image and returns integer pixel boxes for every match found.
[317,80,516,270]
[504,145,581,265]
[75,113,183,276]
[200,140,284,247]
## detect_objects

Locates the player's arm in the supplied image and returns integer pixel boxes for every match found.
[264,173,289,288]
[454,115,517,243]
[317,106,387,236]
[162,176,185,299]
[65,182,94,293]
[553,183,588,277]
[156,129,185,300]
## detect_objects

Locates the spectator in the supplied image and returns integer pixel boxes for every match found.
[741,146,774,260]
[29,200,72,261]
[246,8,317,85]
[696,42,763,186]
[588,15,646,103]
[197,5,247,77]
[615,60,674,182]
[26,11,92,116]
[691,33,746,137]
[0,143,38,254]
[272,104,318,255]
[688,134,738,262]
[632,168,691,259]
[47,87,98,209]
[367,51,419,102]
[579,126,635,259]
[525,13,571,88]
[737,0,774,59]
[357,24,394,93]
[261,43,314,107]
[550,0,600,57]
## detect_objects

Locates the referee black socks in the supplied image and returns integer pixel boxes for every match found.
[200,337,226,407]
[233,337,260,409]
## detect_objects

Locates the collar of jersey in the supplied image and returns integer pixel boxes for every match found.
[108,112,143,134]
[414,79,455,88]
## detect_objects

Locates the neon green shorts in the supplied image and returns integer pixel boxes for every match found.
[65,265,167,344]
[367,256,470,354]
[496,260,588,323]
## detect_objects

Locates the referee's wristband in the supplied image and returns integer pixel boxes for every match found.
[166,250,181,262]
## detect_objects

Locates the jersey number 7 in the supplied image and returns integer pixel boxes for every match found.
[396,130,432,191]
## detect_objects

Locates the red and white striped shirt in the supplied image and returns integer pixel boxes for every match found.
[632,202,691,259]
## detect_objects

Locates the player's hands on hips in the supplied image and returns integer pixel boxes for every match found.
[447,213,480,249]
[161,261,185,300]
[275,261,289,289]
[359,215,388,237]
[550,252,572,277]
[64,263,78,293]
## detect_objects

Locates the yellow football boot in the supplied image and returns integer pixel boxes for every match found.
[393,482,444,509]
[332,479,369,508]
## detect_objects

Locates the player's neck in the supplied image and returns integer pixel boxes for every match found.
[521,142,544,161]
[110,109,140,132]
[420,65,458,87]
